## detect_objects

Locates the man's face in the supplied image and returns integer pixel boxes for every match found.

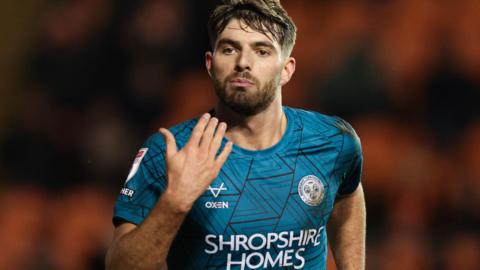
[206,19,294,116]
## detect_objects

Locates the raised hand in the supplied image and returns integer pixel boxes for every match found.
[158,113,233,213]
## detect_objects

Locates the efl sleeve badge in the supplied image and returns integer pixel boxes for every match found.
[125,148,149,183]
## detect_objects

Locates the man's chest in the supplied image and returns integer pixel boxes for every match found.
[188,146,342,235]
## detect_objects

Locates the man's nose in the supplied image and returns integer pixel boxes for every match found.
[234,51,252,72]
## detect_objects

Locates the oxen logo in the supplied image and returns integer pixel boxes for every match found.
[298,175,324,206]
[208,182,227,198]
[205,183,229,208]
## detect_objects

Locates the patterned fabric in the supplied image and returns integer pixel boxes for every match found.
[113,106,363,270]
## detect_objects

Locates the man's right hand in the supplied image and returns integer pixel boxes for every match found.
[106,114,230,269]
[158,113,233,213]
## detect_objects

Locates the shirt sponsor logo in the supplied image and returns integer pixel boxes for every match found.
[205,201,229,208]
[125,148,148,183]
[208,182,227,198]
[205,182,228,208]
[204,227,324,269]
[298,175,324,206]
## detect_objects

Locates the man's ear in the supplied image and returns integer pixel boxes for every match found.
[280,56,296,86]
[205,51,213,78]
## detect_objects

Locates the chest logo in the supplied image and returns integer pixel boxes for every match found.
[298,175,325,206]
[207,182,227,198]
[205,183,229,209]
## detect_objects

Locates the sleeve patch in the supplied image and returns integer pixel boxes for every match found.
[126,148,149,183]
[120,187,135,197]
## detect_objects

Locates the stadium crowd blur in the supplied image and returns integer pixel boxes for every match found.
[1,0,479,269]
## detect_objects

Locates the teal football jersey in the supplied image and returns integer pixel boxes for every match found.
[113,106,363,270]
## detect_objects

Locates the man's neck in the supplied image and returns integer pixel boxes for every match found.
[214,98,287,151]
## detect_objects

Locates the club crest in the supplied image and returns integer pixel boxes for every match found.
[298,175,324,206]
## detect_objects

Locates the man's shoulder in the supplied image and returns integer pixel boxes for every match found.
[141,117,198,151]
[289,107,362,157]
[288,107,357,137]
[168,117,199,142]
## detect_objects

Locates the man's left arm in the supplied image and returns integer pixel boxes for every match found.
[327,184,366,270]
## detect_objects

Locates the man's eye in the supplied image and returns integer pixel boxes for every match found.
[257,49,270,56]
[222,47,236,54]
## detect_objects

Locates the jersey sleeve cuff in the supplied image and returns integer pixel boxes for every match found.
[336,183,360,196]
[113,201,147,226]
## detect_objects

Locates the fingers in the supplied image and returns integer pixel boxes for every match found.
[159,128,177,160]
[209,122,227,159]
[200,117,218,152]
[187,113,211,148]
[174,113,230,165]
[215,141,233,169]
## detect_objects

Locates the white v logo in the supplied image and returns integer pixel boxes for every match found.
[207,183,227,198]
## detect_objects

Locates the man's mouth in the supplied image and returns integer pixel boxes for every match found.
[229,78,255,87]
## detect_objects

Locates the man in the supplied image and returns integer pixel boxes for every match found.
[106,0,366,269]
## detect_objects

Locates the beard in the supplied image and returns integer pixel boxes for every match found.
[212,70,280,116]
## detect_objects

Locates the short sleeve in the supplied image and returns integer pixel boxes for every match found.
[113,133,167,226]
[334,118,363,196]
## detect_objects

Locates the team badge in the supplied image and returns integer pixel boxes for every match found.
[126,148,148,182]
[298,175,324,206]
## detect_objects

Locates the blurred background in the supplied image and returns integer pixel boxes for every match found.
[1,0,479,269]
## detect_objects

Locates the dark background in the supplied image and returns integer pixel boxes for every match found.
[0,0,479,269]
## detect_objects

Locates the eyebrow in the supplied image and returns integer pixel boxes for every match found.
[252,41,276,50]
[216,38,241,49]
[216,38,277,51]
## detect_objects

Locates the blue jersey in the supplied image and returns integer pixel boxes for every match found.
[113,107,363,270]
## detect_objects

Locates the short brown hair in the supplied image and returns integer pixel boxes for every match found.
[207,0,297,56]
